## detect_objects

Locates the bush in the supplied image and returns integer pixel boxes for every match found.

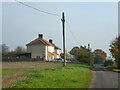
[69,46,94,65]
[107,66,116,70]
[89,65,95,70]
[104,60,114,66]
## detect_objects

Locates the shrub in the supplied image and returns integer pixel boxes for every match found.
[107,66,116,70]
[104,59,114,66]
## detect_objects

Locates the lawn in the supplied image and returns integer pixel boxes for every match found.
[113,69,120,72]
[106,66,120,72]
[2,62,93,88]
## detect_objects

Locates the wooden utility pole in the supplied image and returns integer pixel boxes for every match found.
[61,12,66,66]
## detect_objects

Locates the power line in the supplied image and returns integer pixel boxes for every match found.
[15,0,80,46]
[15,0,61,17]
[66,20,80,46]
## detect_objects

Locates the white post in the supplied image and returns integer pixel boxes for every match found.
[45,46,48,60]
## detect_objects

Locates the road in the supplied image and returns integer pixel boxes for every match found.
[89,65,119,88]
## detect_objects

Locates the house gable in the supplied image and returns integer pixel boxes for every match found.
[26,38,54,47]
[26,34,61,60]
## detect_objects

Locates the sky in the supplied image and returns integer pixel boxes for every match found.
[2,2,118,57]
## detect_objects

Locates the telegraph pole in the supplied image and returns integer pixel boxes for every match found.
[61,12,66,66]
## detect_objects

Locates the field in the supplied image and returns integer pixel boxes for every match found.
[2,62,93,88]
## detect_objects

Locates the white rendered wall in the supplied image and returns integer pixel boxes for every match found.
[45,46,48,60]
[48,46,54,53]
[55,49,61,58]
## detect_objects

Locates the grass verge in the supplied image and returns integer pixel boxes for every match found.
[11,63,92,88]
[2,68,19,75]
[107,66,120,73]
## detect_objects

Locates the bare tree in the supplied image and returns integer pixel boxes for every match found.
[2,44,9,54]
[15,46,26,54]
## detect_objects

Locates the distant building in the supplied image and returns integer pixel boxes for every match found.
[26,34,61,61]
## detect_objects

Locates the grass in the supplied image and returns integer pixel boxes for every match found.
[2,68,19,75]
[100,64,104,66]
[11,63,92,88]
[2,68,29,76]
[107,66,120,72]
[2,62,63,88]
[94,64,104,66]
[113,69,120,72]
[71,63,94,70]
[2,69,13,75]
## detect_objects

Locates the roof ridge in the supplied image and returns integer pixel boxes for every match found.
[52,43,61,50]
[26,37,61,50]
[26,38,54,47]
[42,39,54,47]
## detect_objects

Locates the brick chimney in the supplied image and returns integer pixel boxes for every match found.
[39,34,43,39]
[88,44,90,50]
[49,39,53,44]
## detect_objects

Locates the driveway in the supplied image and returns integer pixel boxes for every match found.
[89,65,119,88]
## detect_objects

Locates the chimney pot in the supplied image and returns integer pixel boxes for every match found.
[49,39,53,43]
[39,34,43,38]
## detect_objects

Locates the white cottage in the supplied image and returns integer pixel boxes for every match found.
[26,34,61,61]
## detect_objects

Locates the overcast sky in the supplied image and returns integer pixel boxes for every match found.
[2,2,118,57]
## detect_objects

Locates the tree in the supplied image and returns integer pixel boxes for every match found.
[109,36,120,68]
[69,46,94,65]
[69,46,79,56]
[104,59,114,66]
[2,44,9,56]
[7,51,17,57]
[15,46,26,54]
[93,49,107,64]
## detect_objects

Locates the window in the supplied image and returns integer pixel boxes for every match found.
[36,56,40,59]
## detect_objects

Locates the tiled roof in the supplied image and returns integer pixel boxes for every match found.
[26,38,54,47]
[53,52,58,55]
[52,44,61,50]
[48,51,54,55]
[48,52,58,55]
[26,38,61,50]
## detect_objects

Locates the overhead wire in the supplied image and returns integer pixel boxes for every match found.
[66,20,80,46]
[15,0,61,17]
[15,0,80,46]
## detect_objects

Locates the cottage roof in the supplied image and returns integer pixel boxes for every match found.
[52,43,61,50]
[26,38,54,46]
[26,37,61,50]
[53,52,59,55]
[48,51,54,55]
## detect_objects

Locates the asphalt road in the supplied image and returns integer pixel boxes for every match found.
[89,65,119,88]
